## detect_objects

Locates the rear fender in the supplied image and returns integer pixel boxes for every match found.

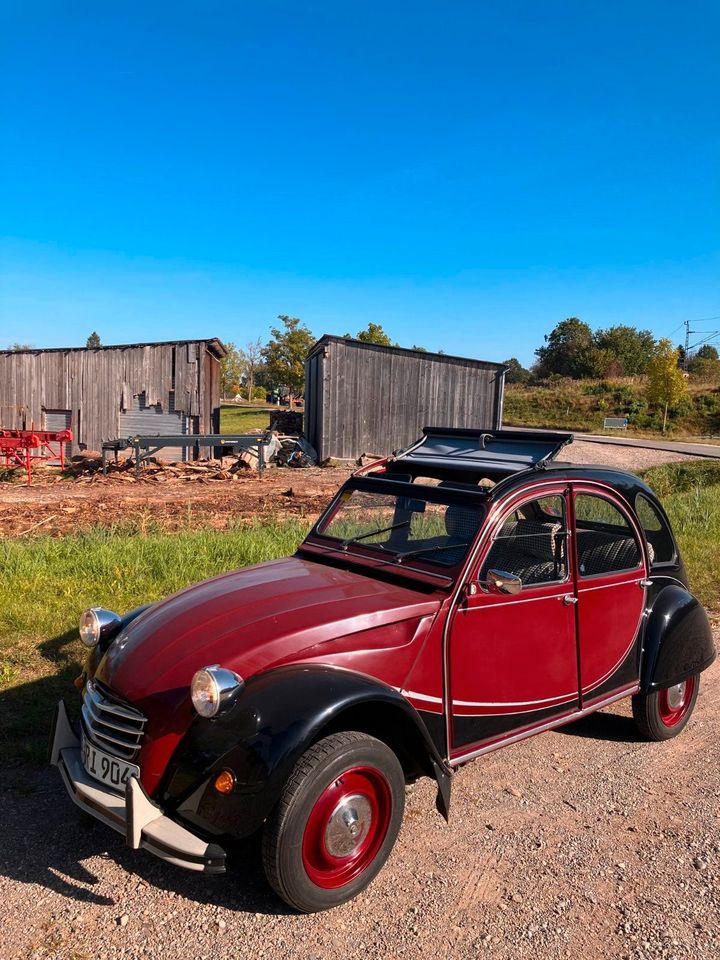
[641,585,716,692]
[160,665,452,840]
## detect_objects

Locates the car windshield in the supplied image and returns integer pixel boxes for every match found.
[315,487,484,568]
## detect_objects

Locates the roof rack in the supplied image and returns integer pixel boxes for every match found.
[391,427,574,475]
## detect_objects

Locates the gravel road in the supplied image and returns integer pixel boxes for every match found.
[1,646,717,960]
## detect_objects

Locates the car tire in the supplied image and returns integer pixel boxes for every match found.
[262,731,405,913]
[632,674,700,741]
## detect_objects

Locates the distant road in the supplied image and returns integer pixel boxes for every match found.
[504,425,720,459]
[577,433,720,459]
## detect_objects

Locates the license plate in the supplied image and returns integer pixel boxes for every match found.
[81,735,139,791]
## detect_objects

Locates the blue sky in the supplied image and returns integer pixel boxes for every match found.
[1,1,718,365]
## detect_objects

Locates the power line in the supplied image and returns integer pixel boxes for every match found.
[681,315,720,368]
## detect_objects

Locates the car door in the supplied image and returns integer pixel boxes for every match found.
[571,485,647,705]
[448,486,580,759]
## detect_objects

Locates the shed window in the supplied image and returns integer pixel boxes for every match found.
[635,494,676,564]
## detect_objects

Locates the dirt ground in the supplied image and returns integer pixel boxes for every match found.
[0,440,698,538]
[1,656,718,960]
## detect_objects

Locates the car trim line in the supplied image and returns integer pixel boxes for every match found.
[448,682,640,766]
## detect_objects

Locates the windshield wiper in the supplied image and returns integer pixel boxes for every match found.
[341,520,410,549]
[395,542,470,563]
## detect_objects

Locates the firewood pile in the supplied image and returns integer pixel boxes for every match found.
[69,456,256,484]
[0,431,320,485]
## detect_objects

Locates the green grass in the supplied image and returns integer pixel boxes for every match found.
[636,461,720,499]
[220,403,271,434]
[504,378,720,437]
[639,463,720,610]
[0,519,309,765]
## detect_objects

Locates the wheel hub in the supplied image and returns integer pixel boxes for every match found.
[301,765,393,889]
[324,794,372,857]
[665,682,687,711]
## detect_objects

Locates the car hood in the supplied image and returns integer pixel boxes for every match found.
[97,555,440,703]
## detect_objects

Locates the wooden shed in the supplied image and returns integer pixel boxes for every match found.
[0,338,226,459]
[304,335,506,461]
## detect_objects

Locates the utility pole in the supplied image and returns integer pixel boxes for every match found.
[683,319,694,370]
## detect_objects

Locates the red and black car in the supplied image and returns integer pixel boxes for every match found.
[51,428,715,912]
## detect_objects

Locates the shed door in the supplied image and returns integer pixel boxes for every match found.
[42,409,72,463]
[119,393,188,462]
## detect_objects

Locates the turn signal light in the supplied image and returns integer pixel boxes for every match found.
[214,770,236,795]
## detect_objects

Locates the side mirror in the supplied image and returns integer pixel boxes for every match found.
[485,569,523,595]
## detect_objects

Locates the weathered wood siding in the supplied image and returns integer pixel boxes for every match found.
[0,341,223,454]
[305,336,505,460]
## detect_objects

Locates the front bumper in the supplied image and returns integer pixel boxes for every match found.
[50,700,226,874]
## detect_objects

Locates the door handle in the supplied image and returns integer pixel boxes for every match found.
[562,594,578,605]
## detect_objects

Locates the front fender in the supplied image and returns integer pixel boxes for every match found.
[642,585,715,692]
[159,665,451,840]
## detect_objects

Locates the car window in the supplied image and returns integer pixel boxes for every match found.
[316,488,484,567]
[635,494,675,564]
[480,494,568,587]
[574,493,641,577]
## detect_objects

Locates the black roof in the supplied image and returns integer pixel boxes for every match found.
[391,427,574,475]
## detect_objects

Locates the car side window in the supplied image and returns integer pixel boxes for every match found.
[635,494,675,564]
[480,495,568,587]
[574,493,641,577]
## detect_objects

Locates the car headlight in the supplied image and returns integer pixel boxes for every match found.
[191,665,244,718]
[79,608,122,648]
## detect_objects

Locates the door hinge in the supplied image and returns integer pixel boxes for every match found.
[639,579,652,588]
[562,594,578,605]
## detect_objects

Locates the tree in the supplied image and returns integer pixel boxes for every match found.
[239,337,264,401]
[646,339,688,433]
[7,342,33,351]
[220,342,244,397]
[262,315,315,394]
[535,318,595,378]
[86,331,102,348]
[354,322,393,346]
[503,357,531,384]
[687,344,720,382]
[592,325,655,376]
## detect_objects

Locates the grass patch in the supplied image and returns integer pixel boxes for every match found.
[637,461,720,499]
[220,404,271,434]
[0,519,309,764]
[639,463,720,610]
[504,378,720,436]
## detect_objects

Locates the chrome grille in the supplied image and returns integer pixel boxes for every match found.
[81,679,147,761]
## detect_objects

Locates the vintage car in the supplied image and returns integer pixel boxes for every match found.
[51,428,716,912]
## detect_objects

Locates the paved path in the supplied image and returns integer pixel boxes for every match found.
[578,433,720,458]
[504,425,720,459]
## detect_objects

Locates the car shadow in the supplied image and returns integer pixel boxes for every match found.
[556,710,644,744]
[0,632,290,916]
[0,764,290,914]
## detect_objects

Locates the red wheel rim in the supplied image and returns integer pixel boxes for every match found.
[302,765,392,890]
[657,676,695,727]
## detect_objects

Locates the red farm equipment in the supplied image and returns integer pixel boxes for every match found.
[0,428,73,484]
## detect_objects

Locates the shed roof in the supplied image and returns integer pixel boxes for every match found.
[1,337,227,360]
[307,334,506,371]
